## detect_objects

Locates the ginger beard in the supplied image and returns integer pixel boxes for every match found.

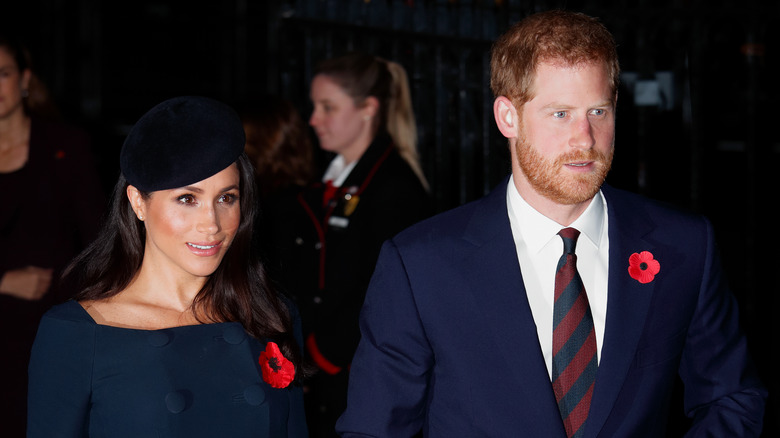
[514,128,614,205]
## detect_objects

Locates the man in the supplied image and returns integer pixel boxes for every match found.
[335,9,767,438]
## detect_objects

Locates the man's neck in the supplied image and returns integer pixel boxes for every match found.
[511,171,593,227]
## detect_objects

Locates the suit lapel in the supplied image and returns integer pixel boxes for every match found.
[457,180,566,434]
[584,186,659,437]
[451,182,676,436]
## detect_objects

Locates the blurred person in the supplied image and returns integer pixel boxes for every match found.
[268,53,432,437]
[337,10,766,438]
[237,94,316,200]
[0,33,104,436]
[236,95,317,304]
[27,96,309,437]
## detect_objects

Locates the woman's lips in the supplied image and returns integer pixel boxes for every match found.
[186,241,222,256]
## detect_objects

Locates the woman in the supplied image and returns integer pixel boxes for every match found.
[0,34,104,436]
[27,96,308,437]
[237,94,316,200]
[264,53,431,437]
[236,95,317,291]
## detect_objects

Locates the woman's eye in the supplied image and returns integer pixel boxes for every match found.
[219,193,238,204]
[177,194,196,204]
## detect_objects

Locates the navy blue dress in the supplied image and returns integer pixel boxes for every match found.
[27,300,308,437]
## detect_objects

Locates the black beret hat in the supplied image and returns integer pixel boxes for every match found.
[120,96,245,192]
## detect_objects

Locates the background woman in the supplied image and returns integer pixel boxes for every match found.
[263,52,431,437]
[27,96,308,437]
[236,94,316,200]
[235,94,318,295]
[0,33,104,436]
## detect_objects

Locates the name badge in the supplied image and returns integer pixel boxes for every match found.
[328,216,350,229]
[344,194,360,216]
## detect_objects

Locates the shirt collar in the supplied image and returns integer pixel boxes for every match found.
[507,175,606,254]
[322,155,358,187]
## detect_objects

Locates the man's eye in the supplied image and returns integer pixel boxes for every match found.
[591,109,605,116]
[553,111,566,118]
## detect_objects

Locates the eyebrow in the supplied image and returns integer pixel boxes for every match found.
[541,99,614,110]
[179,184,240,193]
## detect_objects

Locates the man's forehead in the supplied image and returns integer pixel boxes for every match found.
[525,60,613,94]
[522,62,613,106]
[534,58,607,74]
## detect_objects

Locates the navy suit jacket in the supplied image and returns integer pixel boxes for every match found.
[337,180,766,437]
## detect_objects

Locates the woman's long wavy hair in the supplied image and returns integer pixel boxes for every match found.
[314,52,429,190]
[64,153,305,382]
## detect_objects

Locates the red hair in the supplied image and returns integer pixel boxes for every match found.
[490,10,620,109]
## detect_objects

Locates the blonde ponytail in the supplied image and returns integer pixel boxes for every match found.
[382,59,429,191]
[313,53,430,191]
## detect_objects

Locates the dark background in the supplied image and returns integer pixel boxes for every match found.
[5,0,777,435]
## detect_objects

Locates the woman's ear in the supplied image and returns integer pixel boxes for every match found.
[20,69,32,93]
[362,96,380,120]
[493,96,519,139]
[126,185,146,221]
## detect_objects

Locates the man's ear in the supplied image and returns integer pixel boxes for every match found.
[493,96,519,139]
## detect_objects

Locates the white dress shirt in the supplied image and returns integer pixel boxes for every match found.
[322,155,357,187]
[506,176,609,379]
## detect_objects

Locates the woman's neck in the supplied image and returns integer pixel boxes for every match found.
[132,265,207,312]
[0,112,31,172]
[341,129,376,165]
[0,110,31,152]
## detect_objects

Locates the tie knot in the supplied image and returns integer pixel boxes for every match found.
[558,227,580,255]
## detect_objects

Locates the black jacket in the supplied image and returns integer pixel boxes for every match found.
[260,133,432,371]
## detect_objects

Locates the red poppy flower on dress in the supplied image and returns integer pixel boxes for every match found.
[628,251,660,284]
[259,342,295,388]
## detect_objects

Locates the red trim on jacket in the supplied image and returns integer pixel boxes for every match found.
[297,191,328,290]
[297,144,395,292]
[306,333,343,375]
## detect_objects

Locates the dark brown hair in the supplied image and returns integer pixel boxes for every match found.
[0,33,59,120]
[239,95,315,197]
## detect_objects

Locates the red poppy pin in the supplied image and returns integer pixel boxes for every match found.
[628,251,660,284]
[259,342,295,388]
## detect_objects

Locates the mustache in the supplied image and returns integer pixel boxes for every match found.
[554,148,613,165]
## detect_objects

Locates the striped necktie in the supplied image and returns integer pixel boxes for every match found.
[552,227,598,438]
